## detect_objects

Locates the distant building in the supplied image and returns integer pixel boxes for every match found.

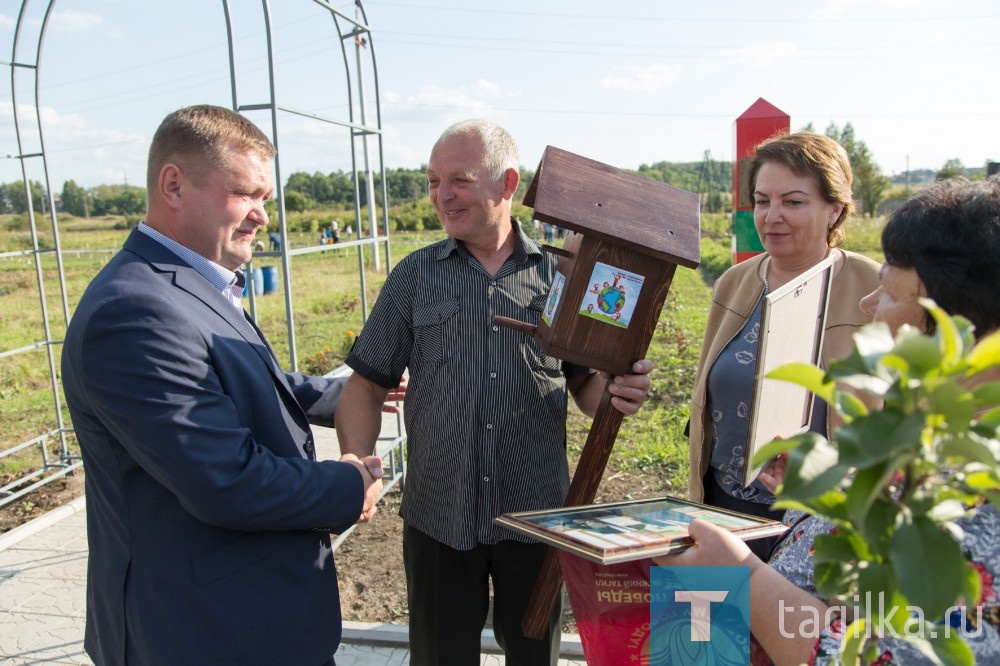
[890,169,936,186]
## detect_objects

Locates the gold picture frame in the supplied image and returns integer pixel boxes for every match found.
[495,496,787,565]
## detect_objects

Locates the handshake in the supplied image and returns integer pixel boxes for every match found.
[339,453,384,523]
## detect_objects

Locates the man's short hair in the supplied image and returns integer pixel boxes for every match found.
[435,119,519,183]
[147,105,276,191]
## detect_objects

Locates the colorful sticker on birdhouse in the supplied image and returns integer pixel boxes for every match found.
[541,271,566,327]
[579,263,644,329]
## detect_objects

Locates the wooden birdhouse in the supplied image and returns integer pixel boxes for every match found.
[498,146,701,376]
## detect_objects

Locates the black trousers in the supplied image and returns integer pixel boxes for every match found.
[702,472,785,561]
[403,524,561,666]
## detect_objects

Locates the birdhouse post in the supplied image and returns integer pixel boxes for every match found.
[494,145,700,637]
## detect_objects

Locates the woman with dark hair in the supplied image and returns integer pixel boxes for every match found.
[863,176,1000,339]
[661,176,1000,666]
[687,132,880,556]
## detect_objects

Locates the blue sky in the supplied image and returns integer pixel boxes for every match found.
[3,0,998,189]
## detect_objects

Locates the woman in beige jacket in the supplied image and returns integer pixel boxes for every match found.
[687,132,880,557]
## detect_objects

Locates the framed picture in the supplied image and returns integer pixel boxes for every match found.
[494,496,787,565]
[743,255,834,486]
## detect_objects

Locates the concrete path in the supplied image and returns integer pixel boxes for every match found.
[0,418,587,664]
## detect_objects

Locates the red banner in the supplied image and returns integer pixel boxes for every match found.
[559,552,653,665]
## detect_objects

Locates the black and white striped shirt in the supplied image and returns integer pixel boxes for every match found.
[345,221,590,549]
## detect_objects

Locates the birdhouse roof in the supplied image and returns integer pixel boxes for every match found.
[523,146,701,268]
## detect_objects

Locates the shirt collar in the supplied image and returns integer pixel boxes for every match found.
[436,217,543,264]
[138,222,244,295]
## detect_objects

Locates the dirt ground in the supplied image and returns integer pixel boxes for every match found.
[335,467,667,633]
[0,471,85,533]
[1,465,666,635]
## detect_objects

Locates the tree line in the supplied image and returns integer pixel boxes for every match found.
[0,126,989,219]
[0,167,434,217]
[0,180,147,218]
[0,162,733,218]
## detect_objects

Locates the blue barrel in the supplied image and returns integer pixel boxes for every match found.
[261,265,279,294]
[244,268,264,297]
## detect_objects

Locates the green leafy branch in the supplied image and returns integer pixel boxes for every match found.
[752,299,1000,665]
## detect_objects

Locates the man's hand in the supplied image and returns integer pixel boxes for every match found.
[340,453,384,522]
[568,359,655,418]
[380,379,407,414]
[606,358,654,415]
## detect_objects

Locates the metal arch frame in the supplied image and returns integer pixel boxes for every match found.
[2,0,78,509]
[221,0,394,370]
[2,0,404,510]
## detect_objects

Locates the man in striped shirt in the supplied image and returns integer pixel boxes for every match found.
[336,119,653,665]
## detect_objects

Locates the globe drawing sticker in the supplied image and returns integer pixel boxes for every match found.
[541,271,566,327]
[579,263,644,329]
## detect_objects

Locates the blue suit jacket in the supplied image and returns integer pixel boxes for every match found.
[61,229,363,665]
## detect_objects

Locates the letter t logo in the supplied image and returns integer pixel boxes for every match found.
[674,590,729,641]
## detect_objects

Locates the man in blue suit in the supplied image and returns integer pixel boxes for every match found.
[61,105,385,665]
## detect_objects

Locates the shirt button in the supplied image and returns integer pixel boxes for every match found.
[490,372,497,379]
[486,423,493,430]
[491,281,497,287]
[492,325,499,332]
[483,476,491,483]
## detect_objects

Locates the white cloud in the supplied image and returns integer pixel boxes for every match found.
[1,103,147,186]
[821,0,924,15]
[381,121,431,169]
[475,80,503,97]
[473,79,521,99]
[0,13,16,30]
[388,83,503,118]
[822,0,867,14]
[3,104,91,141]
[736,42,798,67]
[600,64,680,93]
[47,10,103,34]
[35,105,89,131]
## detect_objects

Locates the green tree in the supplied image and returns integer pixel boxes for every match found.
[328,171,355,205]
[516,168,535,203]
[285,172,316,199]
[0,180,47,214]
[936,158,966,181]
[852,144,891,217]
[283,189,312,213]
[826,123,890,216]
[60,180,90,217]
[826,122,856,154]
[115,188,146,215]
[89,184,145,216]
[380,167,426,204]
[0,181,16,213]
[635,159,729,199]
[310,171,334,203]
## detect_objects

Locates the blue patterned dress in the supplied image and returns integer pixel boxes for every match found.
[755,504,1000,664]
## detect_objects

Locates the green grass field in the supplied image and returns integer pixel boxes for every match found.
[0,210,887,498]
